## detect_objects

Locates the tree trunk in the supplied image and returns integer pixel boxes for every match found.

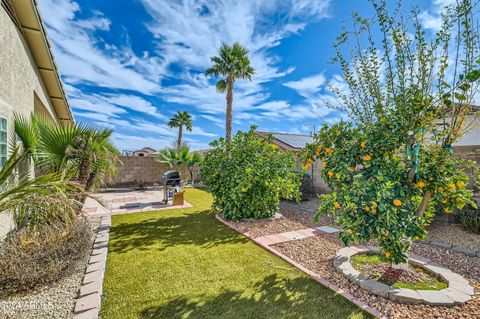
[77,157,91,205]
[178,126,183,148]
[189,168,194,187]
[225,75,234,143]
[85,169,98,192]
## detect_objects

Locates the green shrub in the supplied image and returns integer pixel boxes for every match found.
[0,219,92,296]
[201,127,300,221]
[458,209,480,234]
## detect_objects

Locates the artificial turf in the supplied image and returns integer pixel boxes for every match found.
[101,188,374,319]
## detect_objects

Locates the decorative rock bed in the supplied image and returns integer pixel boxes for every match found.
[334,246,475,306]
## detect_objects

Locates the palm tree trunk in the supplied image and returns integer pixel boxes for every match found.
[225,75,234,143]
[77,158,91,205]
[85,168,98,192]
[178,126,183,148]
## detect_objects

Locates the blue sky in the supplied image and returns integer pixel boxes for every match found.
[38,0,447,151]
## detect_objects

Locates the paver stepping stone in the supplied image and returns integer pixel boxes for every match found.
[316,226,340,234]
[281,231,307,240]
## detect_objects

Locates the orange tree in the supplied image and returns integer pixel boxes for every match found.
[303,0,480,264]
[201,127,300,221]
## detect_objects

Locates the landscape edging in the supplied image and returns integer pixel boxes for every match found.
[73,215,111,319]
[334,247,474,306]
[215,214,387,319]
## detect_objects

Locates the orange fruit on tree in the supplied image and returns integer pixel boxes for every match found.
[364,206,370,212]
[348,166,356,172]
[363,154,372,161]
[326,147,333,153]
[456,181,466,188]
[385,251,391,258]
[393,199,402,207]
[315,146,323,155]
[371,208,377,215]
[327,171,334,177]
[322,162,327,168]
[416,181,426,188]
[334,202,340,209]
[360,141,366,148]
[304,159,312,169]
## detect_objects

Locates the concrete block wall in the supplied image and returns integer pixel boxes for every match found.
[110,156,200,187]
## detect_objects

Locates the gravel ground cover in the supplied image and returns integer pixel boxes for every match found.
[425,222,480,251]
[282,196,320,213]
[232,203,332,238]
[0,218,99,319]
[284,199,480,252]
[272,235,480,319]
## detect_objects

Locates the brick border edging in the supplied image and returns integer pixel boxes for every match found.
[418,239,480,257]
[73,215,111,319]
[215,214,387,319]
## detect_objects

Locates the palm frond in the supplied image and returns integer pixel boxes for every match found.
[216,79,227,93]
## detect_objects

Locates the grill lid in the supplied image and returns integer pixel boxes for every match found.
[163,170,180,179]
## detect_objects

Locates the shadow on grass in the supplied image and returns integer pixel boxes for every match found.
[109,210,248,254]
[140,274,369,319]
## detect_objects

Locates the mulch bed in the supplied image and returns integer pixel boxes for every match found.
[231,203,480,319]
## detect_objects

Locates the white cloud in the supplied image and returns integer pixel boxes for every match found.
[283,74,326,97]
[103,94,165,119]
[419,0,456,31]
[139,0,332,114]
[39,0,164,94]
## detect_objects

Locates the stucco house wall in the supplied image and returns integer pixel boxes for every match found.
[0,2,72,239]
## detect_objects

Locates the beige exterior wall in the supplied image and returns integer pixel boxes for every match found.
[0,6,60,239]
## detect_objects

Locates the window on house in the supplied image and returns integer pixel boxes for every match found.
[0,117,7,168]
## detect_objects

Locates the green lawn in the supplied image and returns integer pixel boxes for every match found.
[101,188,374,319]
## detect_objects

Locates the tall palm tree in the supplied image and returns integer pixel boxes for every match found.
[205,42,255,143]
[168,111,192,148]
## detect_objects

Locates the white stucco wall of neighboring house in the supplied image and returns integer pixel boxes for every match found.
[0,5,60,239]
[452,116,480,147]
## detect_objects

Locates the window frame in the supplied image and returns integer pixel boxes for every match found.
[0,116,7,169]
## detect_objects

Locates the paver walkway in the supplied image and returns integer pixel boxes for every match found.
[254,226,341,246]
[82,189,192,216]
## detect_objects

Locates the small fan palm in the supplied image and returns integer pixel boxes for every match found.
[205,42,255,143]
[0,147,81,233]
[168,111,192,148]
[184,151,202,186]
[14,114,120,193]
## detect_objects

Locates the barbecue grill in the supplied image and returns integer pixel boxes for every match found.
[161,170,181,204]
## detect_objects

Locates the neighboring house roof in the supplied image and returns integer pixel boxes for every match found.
[134,147,156,153]
[4,0,74,125]
[255,131,313,151]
